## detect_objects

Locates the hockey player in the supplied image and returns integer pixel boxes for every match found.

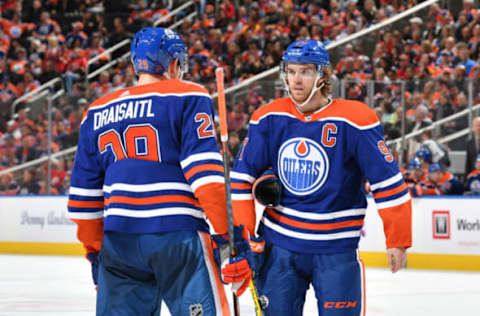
[231,40,412,315]
[67,27,251,315]
[420,163,464,195]
[403,159,426,197]
[465,154,480,195]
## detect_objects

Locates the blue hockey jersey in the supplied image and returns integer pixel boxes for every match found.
[232,97,412,253]
[67,79,229,254]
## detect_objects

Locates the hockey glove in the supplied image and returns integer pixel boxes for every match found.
[212,225,253,296]
[252,169,281,207]
[86,252,99,287]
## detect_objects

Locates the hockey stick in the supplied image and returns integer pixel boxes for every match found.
[215,67,240,316]
[215,68,265,316]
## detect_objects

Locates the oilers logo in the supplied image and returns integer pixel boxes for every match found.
[278,137,329,195]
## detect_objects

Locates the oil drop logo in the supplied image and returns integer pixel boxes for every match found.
[277,137,329,195]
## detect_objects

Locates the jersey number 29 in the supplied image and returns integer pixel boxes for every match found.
[98,123,161,162]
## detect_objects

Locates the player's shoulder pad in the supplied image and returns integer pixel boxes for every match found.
[81,79,211,124]
[326,98,379,130]
[81,88,127,124]
[134,78,211,97]
[250,98,294,124]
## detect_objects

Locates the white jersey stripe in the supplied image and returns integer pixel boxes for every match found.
[274,206,366,221]
[105,207,205,219]
[263,217,361,240]
[375,192,411,209]
[370,173,403,191]
[191,176,225,192]
[69,187,104,197]
[231,193,253,200]
[180,152,223,169]
[250,112,297,125]
[251,112,380,130]
[103,182,193,194]
[230,171,255,183]
[68,211,104,219]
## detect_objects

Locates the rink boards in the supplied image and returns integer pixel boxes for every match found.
[0,195,479,271]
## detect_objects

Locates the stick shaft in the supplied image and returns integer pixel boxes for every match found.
[215,67,239,315]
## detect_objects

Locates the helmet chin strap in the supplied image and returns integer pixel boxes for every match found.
[282,73,325,110]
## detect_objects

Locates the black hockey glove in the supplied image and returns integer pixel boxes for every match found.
[253,169,281,207]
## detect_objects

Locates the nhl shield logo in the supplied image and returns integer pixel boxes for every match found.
[189,303,203,316]
[278,137,329,195]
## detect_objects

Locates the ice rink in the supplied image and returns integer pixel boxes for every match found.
[1,254,479,316]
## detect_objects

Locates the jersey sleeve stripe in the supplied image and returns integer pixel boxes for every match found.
[265,208,363,231]
[374,191,411,209]
[250,112,297,125]
[370,173,403,191]
[184,164,224,180]
[103,182,193,194]
[69,187,104,197]
[191,176,225,192]
[230,171,255,183]
[232,193,253,200]
[262,217,362,241]
[105,195,199,207]
[68,200,104,208]
[231,182,252,190]
[180,152,223,169]
[373,182,408,199]
[275,206,366,221]
[105,207,205,219]
[68,211,104,219]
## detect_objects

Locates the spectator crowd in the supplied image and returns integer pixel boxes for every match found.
[0,0,480,196]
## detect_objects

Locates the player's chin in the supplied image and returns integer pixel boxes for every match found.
[291,91,307,102]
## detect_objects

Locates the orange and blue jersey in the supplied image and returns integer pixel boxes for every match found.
[68,79,229,253]
[466,170,480,195]
[420,171,463,196]
[232,97,412,253]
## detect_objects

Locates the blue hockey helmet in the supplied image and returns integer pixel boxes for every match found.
[428,163,442,173]
[407,159,422,170]
[415,148,432,163]
[130,27,188,76]
[280,40,330,75]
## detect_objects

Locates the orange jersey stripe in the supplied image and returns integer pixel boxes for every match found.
[105,194,199,207]
[84,79,209,120]
[266,208,364,231]
[231,182,252,190]
[184,164,224,181]
[68,200,104,209]
[373,183,408,199]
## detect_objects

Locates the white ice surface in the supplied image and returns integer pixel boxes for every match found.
[0,254,479,315]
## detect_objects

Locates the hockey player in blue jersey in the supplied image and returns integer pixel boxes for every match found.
[231,40,412,315]
[67,27,252,315]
